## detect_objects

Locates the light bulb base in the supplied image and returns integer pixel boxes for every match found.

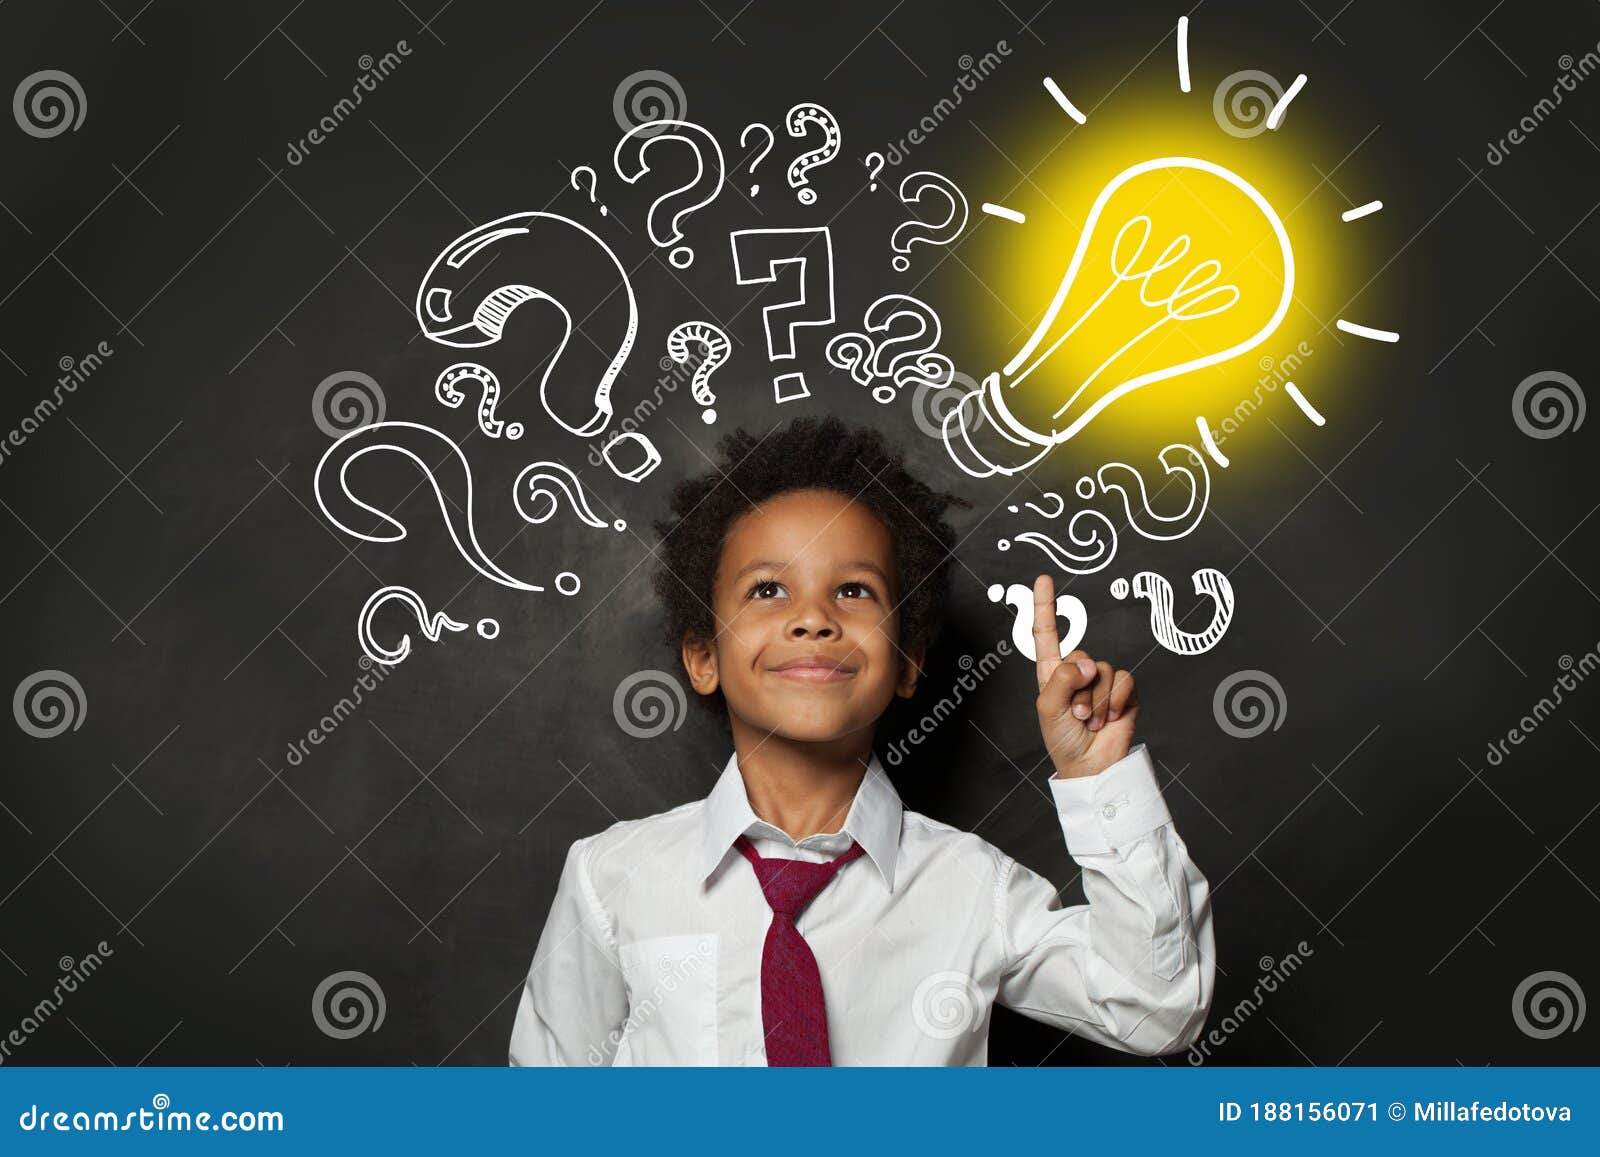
[941,373,1054,478]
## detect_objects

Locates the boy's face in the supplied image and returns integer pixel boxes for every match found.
[681,488,923,746]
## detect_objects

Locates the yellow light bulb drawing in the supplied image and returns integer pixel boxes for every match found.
[944,157,1294,478]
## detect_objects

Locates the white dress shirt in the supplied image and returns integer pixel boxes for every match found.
[509,743,1214,1066]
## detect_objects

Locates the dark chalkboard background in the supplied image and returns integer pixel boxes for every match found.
[2,0,1597,1067]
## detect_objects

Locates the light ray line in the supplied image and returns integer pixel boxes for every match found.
[1177,17,1191,92]
[1042,76,1087,124]
[1342,200,1383,221]
[981,202,1027,224]
[1336,319,1399,342]
[1285,382,1326,426]
[1267,73,1308,129]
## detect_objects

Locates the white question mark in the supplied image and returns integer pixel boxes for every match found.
[434,363,523,439]
[785,102,841,205]
[357,585,499,667]
[568,165,607,216]
[740,123,775,196]
[1110,569,1236,655]
[514,461,626,533]
[890,170,969,272]
[987,582,1087,662]
[613,119,726,268]
[864,151,886,191]
[667,321,732,424]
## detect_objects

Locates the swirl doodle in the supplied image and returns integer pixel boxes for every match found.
[514,461,625,533]
[1110,569,1235,655]
[358,586,498,666]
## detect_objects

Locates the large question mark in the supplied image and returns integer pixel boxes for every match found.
[568,165,607,216]
[358,585,499,666]
[987,582,1088,662]
[314,421,578,594]
[667,321,732,424]
[1094,443,1211,541]
[513,461,626,533]
[864,151,886,192]
[1111,569,1236,655]
[434,363,522,439]
[785,103,841,205]
[613,118,726,268]
[414,211,635,439]
[728,227,836,404]
[890,170,969,272]
[739,123,775,196]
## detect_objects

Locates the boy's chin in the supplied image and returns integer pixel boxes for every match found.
[734,699,876,744]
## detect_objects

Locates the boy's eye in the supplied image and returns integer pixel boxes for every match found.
[838,581,876,599]
[750,580,785,599]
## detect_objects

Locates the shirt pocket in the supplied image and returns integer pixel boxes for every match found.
[616,933,719,1065]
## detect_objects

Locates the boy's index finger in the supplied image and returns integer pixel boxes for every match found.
[1032,573,1061,692]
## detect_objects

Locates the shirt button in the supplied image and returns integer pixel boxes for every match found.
[1102,803,1119,819]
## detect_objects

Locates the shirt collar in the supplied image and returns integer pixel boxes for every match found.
[698,749,903,892]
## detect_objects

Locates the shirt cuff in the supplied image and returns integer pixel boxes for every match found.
[1047,743,1174,855]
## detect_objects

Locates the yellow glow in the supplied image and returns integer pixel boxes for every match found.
[957,83,1388,480]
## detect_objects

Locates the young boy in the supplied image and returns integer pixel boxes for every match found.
[509,416,1214,1066]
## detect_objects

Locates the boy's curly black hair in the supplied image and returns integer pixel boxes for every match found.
[650,415,972,720]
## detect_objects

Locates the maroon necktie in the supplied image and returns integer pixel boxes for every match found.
[734,833,867,1066]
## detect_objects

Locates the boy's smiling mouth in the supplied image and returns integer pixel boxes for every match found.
[767,653,859,684]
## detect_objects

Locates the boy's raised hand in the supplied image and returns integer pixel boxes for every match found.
[1032,573,1139,779]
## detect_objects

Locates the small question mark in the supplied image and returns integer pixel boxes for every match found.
[667,321,732,424]
[1110,569,1236,655]
[739,123,775,196]
[987,582,1087,662]
[358,585,499,667]
[434,363,522,439]
[785,102,841,205]
[568,165,607,216]
[514,461,626,533]
[890,170,969,272]
[613,119,726,268]
[864,152,885,191]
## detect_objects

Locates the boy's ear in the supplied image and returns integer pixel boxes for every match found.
[894,641,925,699]
[680,635,720,699]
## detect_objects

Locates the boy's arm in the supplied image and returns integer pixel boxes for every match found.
[994,743,1215,1056]
[509,835,629,1066]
